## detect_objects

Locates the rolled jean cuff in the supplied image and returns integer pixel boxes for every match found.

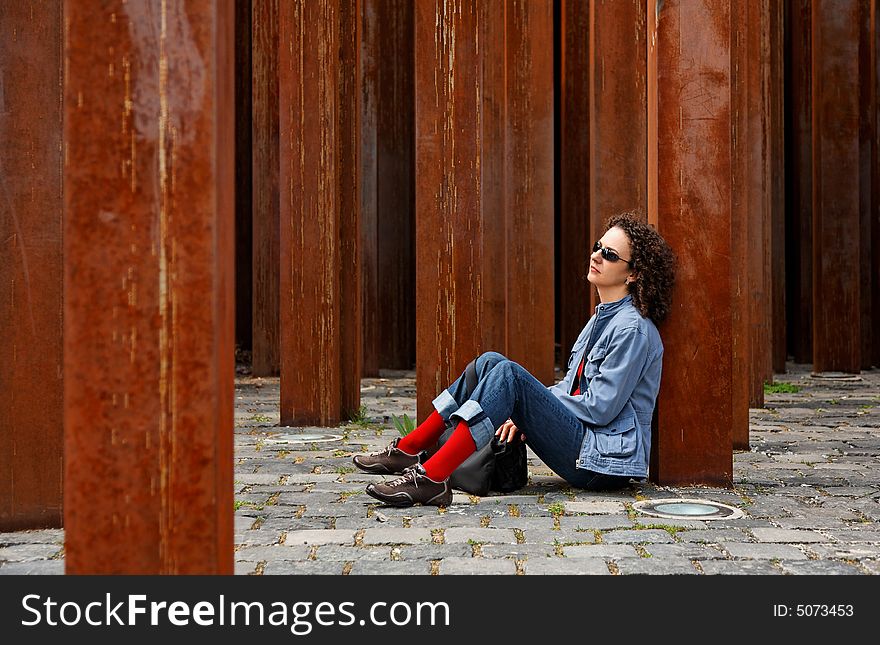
[431,389,459,420]
[449,400,495,450]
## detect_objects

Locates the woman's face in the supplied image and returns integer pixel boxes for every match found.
[587,226,634,288]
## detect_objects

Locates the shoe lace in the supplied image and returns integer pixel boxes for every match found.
[387,467,420,489]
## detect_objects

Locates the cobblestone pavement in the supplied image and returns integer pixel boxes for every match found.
[2,363,878,575]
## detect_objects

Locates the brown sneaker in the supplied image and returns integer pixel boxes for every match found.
[365,464,452,507]
[352,438,422,475]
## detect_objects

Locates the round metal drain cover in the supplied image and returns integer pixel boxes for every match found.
[632,498,743,521]
[265,430,342,445]
[809,371,862,382]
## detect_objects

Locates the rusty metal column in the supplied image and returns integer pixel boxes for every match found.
[588,0,648,314]
[648,0,734,486]
[0,2,64,531]
[64,1,234,573]
[812,0,861,374]
[376,0,416,371]
[252,0,280,376]
[770,0,788,375]
[859,0,875,370]
[279,0,362,425]
[235,0,254,358]
[414,1,555,421]
[786,1,813,364]
[502,2,555,382]
[873,0,880,368]
[558,0,591,364]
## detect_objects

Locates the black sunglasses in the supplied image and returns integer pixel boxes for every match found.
[592,240,633,265]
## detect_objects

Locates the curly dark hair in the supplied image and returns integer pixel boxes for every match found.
[601,211,676,324]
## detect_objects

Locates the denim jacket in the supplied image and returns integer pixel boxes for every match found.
[547,294,663,478]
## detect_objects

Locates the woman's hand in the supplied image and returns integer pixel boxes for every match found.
[495,418,526,443]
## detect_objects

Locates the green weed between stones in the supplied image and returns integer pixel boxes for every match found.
[547,502,566,517]
[763,381,800,394]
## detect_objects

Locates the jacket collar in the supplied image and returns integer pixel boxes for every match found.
[594,294,633,317]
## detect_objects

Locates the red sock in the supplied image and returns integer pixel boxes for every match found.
[422,421,477,482]
[397,410,447,455]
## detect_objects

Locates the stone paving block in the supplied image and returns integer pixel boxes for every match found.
[615,557,699,575]
[860,560,880,574]
[234,561,257,575]
[806,544,880,560]
[558,515,635,531]
[397,544,472,560]
[488,516,556,530]
[439,557,516,575]
[642,543,727,560]
[235,545,311,562]
[314,545,391,561]
[443,528,518,544]
[0,560,64,575]
[777,560,865,575]
[0,529,64,546]
[562,545,638,559]
[631,518,708,530]
[824,529,880,543]
[521,529,595,546]
[771,517,851,530]
[284,473,341,483]
[507,504,553,517]
[361,528,433,545]
[600,529,675,544]
[235,473,285,485]
[563,501,625,514]
[263,561,345,575]
[348,560,432,575]
[480,544,557,559]
[333,515,386,529]
[284,529,355,546]
[750,528,827,543]
[698,560,783,575]
[523,557,610,575]
[408,514,483,528]
[721,543,808,560]
[0,543,63,562]
[234,530,284,547]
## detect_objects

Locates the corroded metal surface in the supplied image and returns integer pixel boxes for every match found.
[499,1,555,385]
[63,1,234,573]
[588,0,647,315]
[648,0,734,486]
[279,0,361,425]
[770,0,788,374]
[786,0,814,364]
[252,0,281,377]
[558,0,591,364]
[812,0,862,373]
[0,2,64,531]
[235,0,254,358]
[859,0,875,370]
[414,1,554,421]
[873,0,880,368]
[375,0,415,371]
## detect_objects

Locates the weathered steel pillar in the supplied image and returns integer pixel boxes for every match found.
[0,2,64,531]
[414,0,554,422]
[64,1,234,573]
[648,0,734,486]
[558,0,591,363]
[859,0,875,370]
[873,0,880,369]
[252,0,280,376]
[279,0,362,425]
[372,0,415,373]
[812,0,861,374]
[770,0,788,375]
[235,0,254,357]
[587,0,647,314]
[786,0,813,365]
[731,0,770,449]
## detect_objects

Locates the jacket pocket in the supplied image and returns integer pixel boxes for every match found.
[591,413,638,458]
[584,346,607,379]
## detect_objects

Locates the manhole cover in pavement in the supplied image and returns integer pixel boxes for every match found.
[809,372,862,382]
[265,430,342,444]
[632,498,743,521]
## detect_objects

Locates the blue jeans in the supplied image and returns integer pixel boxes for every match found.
[431,351,631,491]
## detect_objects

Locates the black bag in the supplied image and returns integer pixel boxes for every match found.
[435,358,529,496]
